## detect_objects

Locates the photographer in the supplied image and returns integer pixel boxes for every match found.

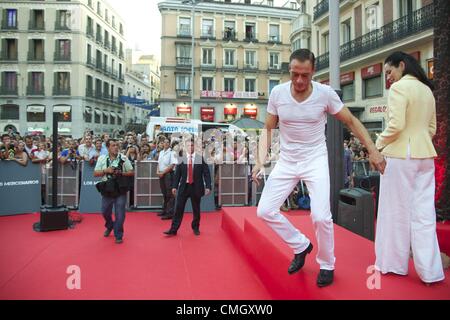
[59,140,80,164]
[94,139,134,244]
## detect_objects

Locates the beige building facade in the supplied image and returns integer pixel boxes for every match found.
[304,0,434,140]
[0,0,127,138]
[158,0,299,123]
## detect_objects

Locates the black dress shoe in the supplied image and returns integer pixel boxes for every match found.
[157,212,165,216]
[115,238,123,244]
[317,269,334,287]
[163,229,177,236]
[104,229,113,237]
[288,242,313,275]
[193,229,200,236]
[161,215,173,220]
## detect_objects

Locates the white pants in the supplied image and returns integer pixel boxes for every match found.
[375,152,445,283]
[257,154,336,270]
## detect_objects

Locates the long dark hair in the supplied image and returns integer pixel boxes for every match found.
[385,51,434,90]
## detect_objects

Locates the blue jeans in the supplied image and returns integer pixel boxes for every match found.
[101,194,127,239]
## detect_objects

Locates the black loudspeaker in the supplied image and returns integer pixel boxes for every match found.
[337,188,375,241]
[34,205,69,232]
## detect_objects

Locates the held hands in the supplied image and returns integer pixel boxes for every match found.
[368,149,387,174]
[251,164,264,186]
[172,188,177,196]
[205,188,211,196]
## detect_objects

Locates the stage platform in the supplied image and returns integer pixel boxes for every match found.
[221,207,450,300]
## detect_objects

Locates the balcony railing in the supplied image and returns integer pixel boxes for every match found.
[223,60,239,71]
[176,89,191,98]
[0,51,18,62]
[268,35,281,44]
[177,25,191,37]
[28,20,45,31]
[244,32,258,42]
[200,60,216,70]
[223,30,237,41]
[85,87,94,98]
[313,0,329,21]
[54,52,71,62]
[55,22,71,31]
[268,64,283,73]
[87,57,96,68]
[316,4,434,71]
[27,86,45,96]
[0,87,18,96]
[27,51,45,62]
[96,33,103,44]
[243,61,259,72]
[104,40,111,50]
[53,87,71,96]
[1,21,18,30]
[176,57,192,67]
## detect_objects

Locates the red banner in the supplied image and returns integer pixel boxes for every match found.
[361,63,382,79]
[200,107,215,122]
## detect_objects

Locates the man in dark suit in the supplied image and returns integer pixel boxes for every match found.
[164,139,212,236]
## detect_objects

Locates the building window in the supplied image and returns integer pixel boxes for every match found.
[103,111,108,124]
[224,78,234,92]
[322,32,329,54]
[398,0,416,17]
[269,52,280,69]
[245,79,256,92]
[94,109,101,123]
[269,79,279,94]
[341,19,351,44]
[245,22,256,40]
[201,19,214,38]
[1,72,17,94]
[27,105,45,122]
[176,74,191,96]
[202,48,213,65]
[57,10,71,29]
[202,77,213,91]
[28,72,44,95]
[56,39,71,60]
[178,17,191,36]
[0,104,19,120]
[269,24,280,43]
[224,49,235,66]
[363,76,382,99]
[245,50,256,67]
[84,107,92,123]
[54,72,70,95]
[6,9,17,28]
[342,83,355,102]
[224,20,236,40]
[366,2,380,32]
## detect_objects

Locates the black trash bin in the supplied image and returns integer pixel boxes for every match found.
[337,188,375,241]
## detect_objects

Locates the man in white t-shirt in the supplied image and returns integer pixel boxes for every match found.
[252,49,386,287]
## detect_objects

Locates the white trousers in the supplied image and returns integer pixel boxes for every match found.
[257,154,336,270]
[375,153,445,283]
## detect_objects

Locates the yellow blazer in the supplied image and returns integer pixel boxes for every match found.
[375,75,437,159]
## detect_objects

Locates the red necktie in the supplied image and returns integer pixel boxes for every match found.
[188,155,193,184]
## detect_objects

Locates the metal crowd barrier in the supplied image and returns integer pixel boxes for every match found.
[134,161,164,209]
[46,161,80,209]
[218,162,249,206]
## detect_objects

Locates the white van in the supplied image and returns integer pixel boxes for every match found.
[146,117,246,140]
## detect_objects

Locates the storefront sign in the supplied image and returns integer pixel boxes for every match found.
[201,91,258,99]
[200,107,215,122]
[244,105,257,119]
[224,106,238,115]
[369,105,387,113]
[361,63,382,79]
[177,106,192,114]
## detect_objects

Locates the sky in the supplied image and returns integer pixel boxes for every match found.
[106,0,293,62]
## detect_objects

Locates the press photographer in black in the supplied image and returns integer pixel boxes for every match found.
[94,139,134,244]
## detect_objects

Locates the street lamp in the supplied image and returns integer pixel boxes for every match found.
[182,0,200,116]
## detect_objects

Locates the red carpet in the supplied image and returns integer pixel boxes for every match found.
[0,211,270,300]
[221,207,450,300]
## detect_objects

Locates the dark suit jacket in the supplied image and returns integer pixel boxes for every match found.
[172,154,212,198]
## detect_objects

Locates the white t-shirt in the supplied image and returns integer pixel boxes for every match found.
[158,148,177,172]
[267,80,344,162]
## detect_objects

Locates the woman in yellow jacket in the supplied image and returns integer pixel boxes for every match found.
[375,52,444,284]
